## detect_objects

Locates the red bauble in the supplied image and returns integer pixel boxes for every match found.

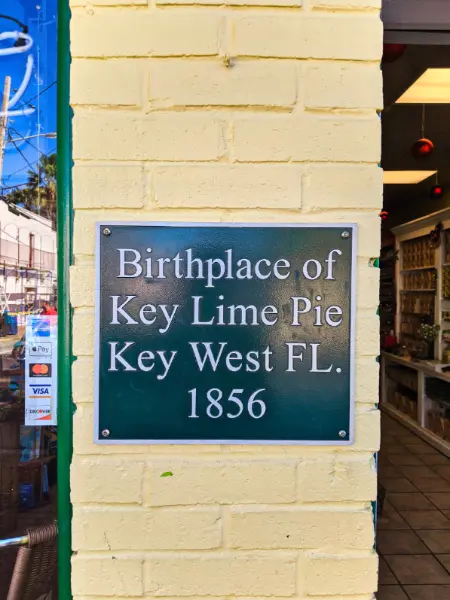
[430,185,444,199]
[380,210,389,221]
[411,138,434,159]
[382,43,407,63]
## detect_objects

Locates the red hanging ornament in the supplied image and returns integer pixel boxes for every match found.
[382,43,407,63]
[379,210,389,221]
[412,106,434,159]
[411,137,434,159]
[430,184,444,199]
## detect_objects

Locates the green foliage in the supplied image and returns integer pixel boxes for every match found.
[4,153,57,223]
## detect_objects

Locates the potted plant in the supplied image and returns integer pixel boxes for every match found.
[418,323,440,359]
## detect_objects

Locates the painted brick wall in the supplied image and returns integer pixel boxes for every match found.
[69,0,383,598]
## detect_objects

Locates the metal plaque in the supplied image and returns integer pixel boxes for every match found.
[95,223,356,444]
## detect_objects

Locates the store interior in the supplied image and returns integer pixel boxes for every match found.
[377,43,450,600]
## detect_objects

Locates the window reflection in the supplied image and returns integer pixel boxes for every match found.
[0,2,58,597]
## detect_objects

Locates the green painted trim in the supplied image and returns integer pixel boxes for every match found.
[57,0,73,598]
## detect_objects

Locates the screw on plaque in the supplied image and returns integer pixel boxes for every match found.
[341,231,350,239]
[101,429,110,438]
[338,430,347,438]
[103,228,111,236]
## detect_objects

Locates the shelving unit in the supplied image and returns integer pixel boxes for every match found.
[379,244,397,341]
[381,352,450,457]
[381,208,450,455]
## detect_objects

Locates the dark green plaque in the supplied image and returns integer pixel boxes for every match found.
[95,223,356,444]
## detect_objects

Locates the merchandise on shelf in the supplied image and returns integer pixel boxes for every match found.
[402,236,436,270]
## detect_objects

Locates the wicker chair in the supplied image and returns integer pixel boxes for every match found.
[6,522,58,600]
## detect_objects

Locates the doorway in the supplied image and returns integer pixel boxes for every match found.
[377,28,450,600]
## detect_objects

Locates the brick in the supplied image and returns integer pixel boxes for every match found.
[73,403,222,454]
[303,165,382,211]
[70,265,95,307]
[144,552,297,596]
[297,456,376,502]
[229,507,374,550]
[71,59,144,106]
[71,0,146,5]
[233,114,380,163]
[355,357,379,405]
[233,14,382,61]
[353,409,380,451]
[153,165,302,209]
[73,310,95,356]
[71,457,145,503]
[352,214,380,258]
[73,210,223,257]
[73,506,221,550]
[305,62,382,109]
[72,556,143,597]
[73,163,145,209]
[305,554,378,595]
[356,310,380,358]
[356,259,380,310]
[157,0,301,4]
[71,9,219,57]
[146,460,296,505]
[72,356,95,404]
[149,60,296,108]
[312,0,380,7]
[73,111,224,161]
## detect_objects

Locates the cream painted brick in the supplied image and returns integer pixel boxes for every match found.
[229,507,374,550]
[305,554,378,595]
[73,112,224,161]
[356,311,380,358]
[353,409,380,451]
[233,14,382,61]
[71,0,146,5]
[233,115,380,163]
[157,0,301,4]
[146,460,297,505]
[297,456,376,502]
[72,597,376,600]
[70,266,95,307]
[312,0,380,7]
[305,62,382,109]
[353,215,380,258]
[355,357,379,405]
[72,356,94,404]
[73,506,221,550]
[145,552,297,596]
[357,260,380,310]
[74,210,224,256]
[71,60,144,106]
[73,310,95,356]
[153,165,302,209]
[71,9,219,57]
[73,403,222,454]
[71,457,145,503]
[72,556,143,597]
[303,165,382,211]
[73,209,382,257]
[149,60,296,108]
[73,163,145,209]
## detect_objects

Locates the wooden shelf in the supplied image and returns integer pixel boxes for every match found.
[401,266,436,272]
[382,402,450,458]
[401,289,436,293]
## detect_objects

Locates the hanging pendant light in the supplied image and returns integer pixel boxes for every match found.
[412,105,434,159]
[430,172,444,199]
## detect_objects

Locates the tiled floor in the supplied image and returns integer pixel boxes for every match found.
[377,413,450,600]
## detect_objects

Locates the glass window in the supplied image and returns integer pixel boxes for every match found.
[0,2,58,597]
